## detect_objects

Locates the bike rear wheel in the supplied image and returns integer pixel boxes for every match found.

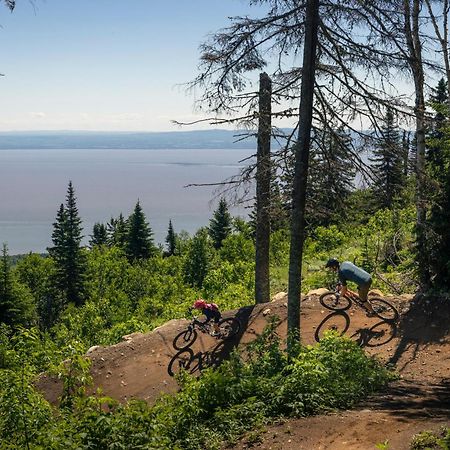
[218,317,241,339]
[319,292,351,311]
[173,327,198,350]
[369,297,399,322]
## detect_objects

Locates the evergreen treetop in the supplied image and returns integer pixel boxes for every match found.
[126,200,156,260]
[209,198,232,249]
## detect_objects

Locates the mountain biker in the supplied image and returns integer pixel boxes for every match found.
[192,299,221,335]
[325,258,376,316]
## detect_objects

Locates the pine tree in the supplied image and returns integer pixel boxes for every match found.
[306,126,356,227]
[107,213,128,249]
[165,219,177,256]
[126,200,156,261]
[427,80,450,287]
[208,198,232,249]
[48,181,86,306]
[370,108,405,209]
[428,78,448,168]
[90,223,108,248]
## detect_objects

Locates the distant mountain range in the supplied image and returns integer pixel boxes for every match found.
[0,130,266,150]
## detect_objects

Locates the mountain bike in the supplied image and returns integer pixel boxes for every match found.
[173,312,241,350]
[319,282,399,322]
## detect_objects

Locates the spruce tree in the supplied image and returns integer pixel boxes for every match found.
[126,200,156,261]
[306,126,356,227]
[208,198,232,249]
[165,219,177,256]
[370,108,405,209]
[90,223,108,248]
[107,213,128,249]
[427,80,450,287]
[48,181,86,306]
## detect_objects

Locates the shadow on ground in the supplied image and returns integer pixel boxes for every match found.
[389,294,450,369]
[362,378,450,419]
[167,305,256,377]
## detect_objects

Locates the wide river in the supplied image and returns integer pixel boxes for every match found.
[0,149,254,254]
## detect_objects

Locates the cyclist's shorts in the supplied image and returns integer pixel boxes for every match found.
[204,308,221,323]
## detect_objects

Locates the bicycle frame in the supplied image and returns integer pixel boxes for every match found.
[188,314,213,335]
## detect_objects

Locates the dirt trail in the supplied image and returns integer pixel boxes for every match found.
[37,293,450,449]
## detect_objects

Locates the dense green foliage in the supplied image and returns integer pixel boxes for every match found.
[2,103,449,447]
[0,325,392,449]
[426,79,450,287]
[410,428,450,450]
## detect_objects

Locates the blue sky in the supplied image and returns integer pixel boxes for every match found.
[0,0,265,131]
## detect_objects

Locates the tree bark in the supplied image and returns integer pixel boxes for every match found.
[255,72,272,304]
[403,0,430,287]
[287,0,320,353]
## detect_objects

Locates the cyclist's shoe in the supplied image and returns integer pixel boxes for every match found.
[210,331,220,337]
[365,310,376,318]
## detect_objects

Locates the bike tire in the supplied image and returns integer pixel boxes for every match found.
[173,327,198,350]
[369,297,399,322]
[168,349,194,377]
[218,317,241,339]
[319,292,352,311]
[314,311,350,342]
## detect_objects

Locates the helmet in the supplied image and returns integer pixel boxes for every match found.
[193,299,207,309]
[325,258,339,268]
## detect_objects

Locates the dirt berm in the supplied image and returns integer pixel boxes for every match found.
[37,292,450,450]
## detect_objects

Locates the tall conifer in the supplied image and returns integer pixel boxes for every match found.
[90,223,108,248]
[209,198,232,249]
[126,200,156,260]
[370,108,405,208]
[107,213,128,249]
[165,219,177,256]
[48,181,86,306]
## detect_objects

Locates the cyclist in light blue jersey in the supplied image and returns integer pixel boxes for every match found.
[325,258,376,316]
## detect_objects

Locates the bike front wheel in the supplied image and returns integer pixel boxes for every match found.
[173,327,198,350]
[218,317,241,339]
[369,297,399,322]
[319,292,351,311]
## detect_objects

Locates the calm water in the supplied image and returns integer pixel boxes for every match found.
[0,149,253,254]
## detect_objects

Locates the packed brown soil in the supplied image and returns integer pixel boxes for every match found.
[36,292,450,450]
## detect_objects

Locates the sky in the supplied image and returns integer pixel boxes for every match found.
[0,0,266,132]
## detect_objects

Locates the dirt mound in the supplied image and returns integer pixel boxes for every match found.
[36,293,450,449]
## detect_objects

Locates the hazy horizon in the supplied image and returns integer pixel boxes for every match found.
[0,148,253,255]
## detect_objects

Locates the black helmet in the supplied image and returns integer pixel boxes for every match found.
[325,258,339,268]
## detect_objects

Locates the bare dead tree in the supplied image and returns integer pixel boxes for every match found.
[185,0,447,340]
[255,72,272,304]
[287,0,320,349]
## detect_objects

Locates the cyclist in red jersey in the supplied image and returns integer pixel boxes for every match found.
[192,299,221,335]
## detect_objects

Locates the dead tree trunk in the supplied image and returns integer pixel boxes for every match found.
[404,0,430,287]
[255,72,272,304]
[287,0,320,353]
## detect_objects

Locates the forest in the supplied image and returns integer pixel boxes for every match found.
[1,0,450,449]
